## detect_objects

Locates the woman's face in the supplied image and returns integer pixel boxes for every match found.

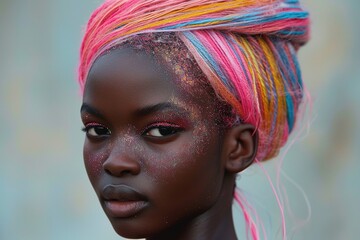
[81,47,227,238]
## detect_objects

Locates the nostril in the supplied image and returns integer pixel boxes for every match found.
[120,170,132,176]
[104,168,112,175]
[104,168,133,177]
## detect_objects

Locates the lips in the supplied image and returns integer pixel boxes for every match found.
[101,184,148,218]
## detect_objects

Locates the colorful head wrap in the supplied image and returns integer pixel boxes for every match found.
[78,0,310,161]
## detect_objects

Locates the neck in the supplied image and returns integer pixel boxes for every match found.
[147,174,237,240]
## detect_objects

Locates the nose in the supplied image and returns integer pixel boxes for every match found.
[102,143,141,177]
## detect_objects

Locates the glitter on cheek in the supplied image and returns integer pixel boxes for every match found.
[147,135,211,187]
[141,153,165,184]
[83,142,110,183]
[140,137,190,185]
[192,123,211,155]
[143,120,215,186]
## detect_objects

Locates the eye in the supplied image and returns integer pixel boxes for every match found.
[143,123,183,138]
[82,123,111,137]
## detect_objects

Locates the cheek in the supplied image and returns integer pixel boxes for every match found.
[145,122,223,204]
[83,140,109,185]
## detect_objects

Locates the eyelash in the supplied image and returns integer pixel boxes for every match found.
[142,122,184,138]
[82,123,111,138]
[81,122,183,139]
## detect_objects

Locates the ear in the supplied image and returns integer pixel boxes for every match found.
[222,124,258,173]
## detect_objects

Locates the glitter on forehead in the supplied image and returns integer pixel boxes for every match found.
[102,33,210,95]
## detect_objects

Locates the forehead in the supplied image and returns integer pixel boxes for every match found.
[84,34,217,109]
[82,47,222,126]
[94,34,211,89]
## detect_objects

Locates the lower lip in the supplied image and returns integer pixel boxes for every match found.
[104,200,148,218]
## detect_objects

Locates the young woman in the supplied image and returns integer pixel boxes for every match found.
[78,1,310,239]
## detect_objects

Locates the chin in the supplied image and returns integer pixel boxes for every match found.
[109,217,158,239]
[114,229,144,239]
[112,224,145,239]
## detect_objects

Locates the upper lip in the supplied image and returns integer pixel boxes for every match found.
[101,184,147,202]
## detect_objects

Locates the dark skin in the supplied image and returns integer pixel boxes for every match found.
[81,47,258,240]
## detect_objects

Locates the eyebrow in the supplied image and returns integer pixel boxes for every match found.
[134,102,187,117]
[80,102,188,119]
[80,103,105,119]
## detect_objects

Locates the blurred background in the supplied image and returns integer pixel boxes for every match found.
[0,0,359,239]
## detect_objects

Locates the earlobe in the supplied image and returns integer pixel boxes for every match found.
[223,124,258,173]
